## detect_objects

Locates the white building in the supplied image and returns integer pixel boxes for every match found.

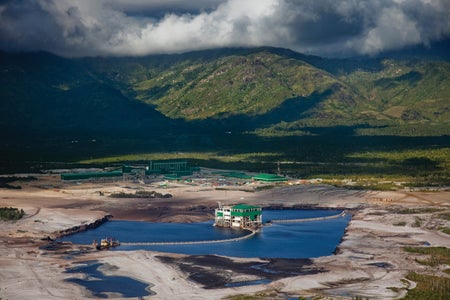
[214,203,262,229]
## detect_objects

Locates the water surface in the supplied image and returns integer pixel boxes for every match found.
[60,210,350,259]
[65,261,154,298]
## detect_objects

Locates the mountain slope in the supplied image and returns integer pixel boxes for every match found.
[0,52,175,136]
[1,47,449,139]
[130,51,353,120]
[343,60,450,123]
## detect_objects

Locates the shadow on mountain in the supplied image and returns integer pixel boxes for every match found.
[375,71,422,89]
[190,88,333,133]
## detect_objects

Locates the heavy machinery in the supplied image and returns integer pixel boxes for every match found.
[92,237,120,250]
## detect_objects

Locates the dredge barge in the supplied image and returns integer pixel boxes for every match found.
[92,237,120,250]
[214,203,262,230]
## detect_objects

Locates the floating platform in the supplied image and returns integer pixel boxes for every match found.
[214,203,262,229]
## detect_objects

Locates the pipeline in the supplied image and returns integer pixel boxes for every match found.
[91,211,347,248]
[121,229,256,246]
[269,210,347,224]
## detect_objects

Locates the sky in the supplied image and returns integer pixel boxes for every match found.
[0,0,449,58]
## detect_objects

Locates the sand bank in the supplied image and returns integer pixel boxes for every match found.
[1,173,449,299]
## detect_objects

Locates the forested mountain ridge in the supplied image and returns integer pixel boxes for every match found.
[1,47,449,137]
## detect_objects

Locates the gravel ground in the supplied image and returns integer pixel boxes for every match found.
[0,172,449,299]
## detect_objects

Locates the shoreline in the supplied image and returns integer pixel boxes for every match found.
[61,208,347,250]
[1,173,449,299]
[54,214,112,240]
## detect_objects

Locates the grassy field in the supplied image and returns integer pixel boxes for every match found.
[1,131,448,189]
[70,135,450,188]
[403,272,450,299]
[400,247,450,299]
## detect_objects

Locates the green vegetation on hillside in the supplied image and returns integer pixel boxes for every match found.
[338,60,450,132]
[132,51,343,120]
[121,50,450,136]
[1,48,449,185]
[1,48,449,137]
[248,59,450,137]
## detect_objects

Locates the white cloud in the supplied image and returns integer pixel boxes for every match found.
[360,7,422,54]
[0,0,448,57]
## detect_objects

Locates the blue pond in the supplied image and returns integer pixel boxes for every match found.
[60,209,351,259]
[65,261,154,298]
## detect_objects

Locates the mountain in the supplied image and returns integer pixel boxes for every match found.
[0,52,176,137]
[1,47,449,139]
[88,47,450,136]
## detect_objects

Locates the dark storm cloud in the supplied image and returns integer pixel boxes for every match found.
[97,0,225,22]
[109,0,225,17]
[0,0,449,57]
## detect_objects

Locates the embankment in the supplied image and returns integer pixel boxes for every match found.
[54,214,112,239]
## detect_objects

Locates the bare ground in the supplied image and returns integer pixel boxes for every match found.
[1,172,449,299]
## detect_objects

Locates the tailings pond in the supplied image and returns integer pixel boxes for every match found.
[60,209,351,259]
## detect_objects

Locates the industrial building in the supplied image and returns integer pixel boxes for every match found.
[148,160,188,173]
[60,160,199,182]
[253,173,287,182]
[145,160,199,177]
[214,203,262,229]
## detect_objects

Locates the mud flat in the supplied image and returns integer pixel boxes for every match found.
[0,173,449,299]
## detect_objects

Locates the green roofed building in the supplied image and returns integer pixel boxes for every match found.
[253,173,287,182]
[149,160,187,172]
[146,160,198,177]
[214,203,262,229]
